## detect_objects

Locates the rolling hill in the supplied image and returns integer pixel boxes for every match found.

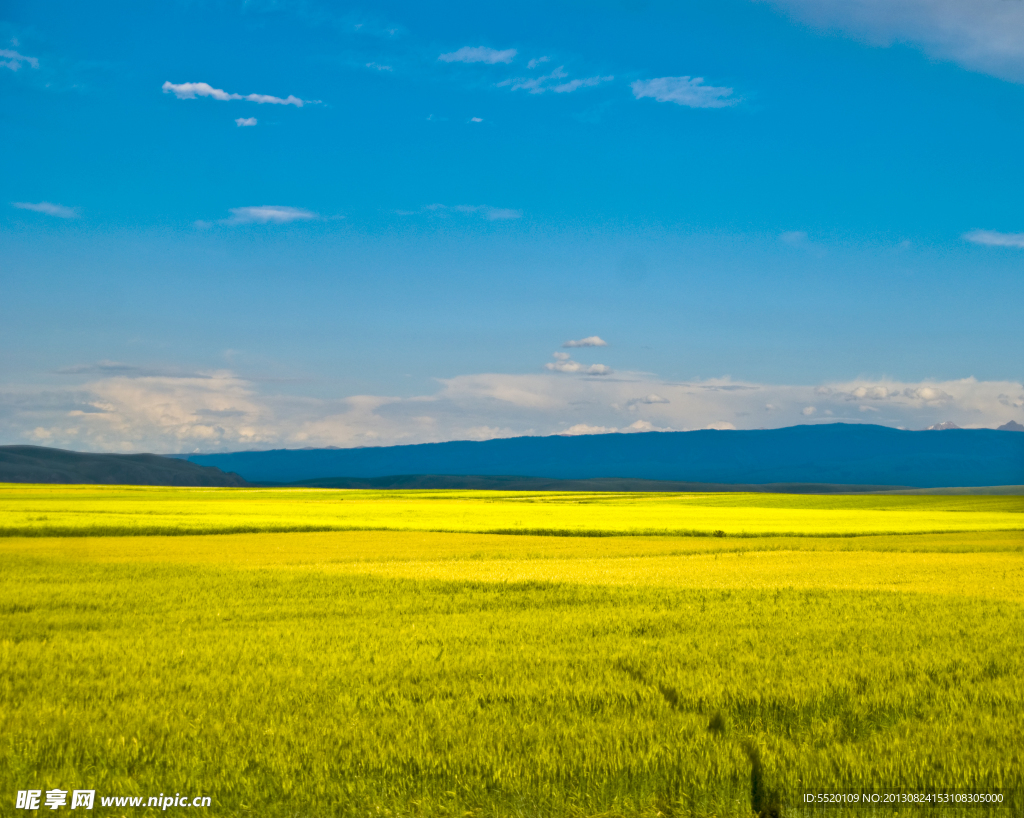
[0,446,249,486]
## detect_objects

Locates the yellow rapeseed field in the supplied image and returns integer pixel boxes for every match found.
[1,485,1022,816]
[6,528,1020,567]
[2,483,1021,537]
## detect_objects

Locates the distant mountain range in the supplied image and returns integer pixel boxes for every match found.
[926,421,1023,431]
[274,474,912,493]
[0,446,247,486]
[176,424,1024,488]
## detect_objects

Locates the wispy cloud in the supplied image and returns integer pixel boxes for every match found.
[366,62,393,71]
[778,229,828,257]
[563,336,608,348]
[628,394,670,406]
[57,361,149,376]
[632,76,737,108]
[0,48,38,71]
[424,203,522,221]
[550,76,614,93]
[12,201,79,219]
[222,206,319,225]
[55,361,209,378]
[963,229,1024,248]
[438,46,517,64]
[162,81,311,107]
[502,66,614,94]
[758,0,1024,84]
[527,56,550,69]
[545,352,612,375]
[234,117,258,127]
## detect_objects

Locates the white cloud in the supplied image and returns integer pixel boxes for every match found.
[846,385,893,400]
[632,76,737,108]
[162,81,308,107]
[235,117,258,127]
[527,56,550,69]
[4,370,1021,452]
[559,419,669,436]
[819,384,954,404]
[545,361,613,375]
[802,406,817,415]
[12,201,79,219]
[366,62,393,71]
[705,421,737,430]
[0,48,38,71]
[964,229,1024,248]
[561,423,617,436]
[470,117,483,123]
[758,0,1024,84]
[503,66,614,94]
[438,46,517,64]
[222,206,318,225]
[902,386,953,403]
[545,353,612,375]
[424,203,522,220]
[563,336,608,348]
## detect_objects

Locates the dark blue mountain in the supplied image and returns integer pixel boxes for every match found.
[180,424,1024,488]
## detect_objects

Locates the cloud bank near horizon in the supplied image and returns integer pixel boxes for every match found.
[3,367,1020,454]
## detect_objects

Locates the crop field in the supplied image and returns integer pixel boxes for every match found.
[1,486,1022,817]
[2,484,1022,538]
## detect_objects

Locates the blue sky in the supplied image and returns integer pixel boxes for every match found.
[2,0,1023,451]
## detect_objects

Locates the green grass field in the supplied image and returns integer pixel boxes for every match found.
[1,486,1022,816]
